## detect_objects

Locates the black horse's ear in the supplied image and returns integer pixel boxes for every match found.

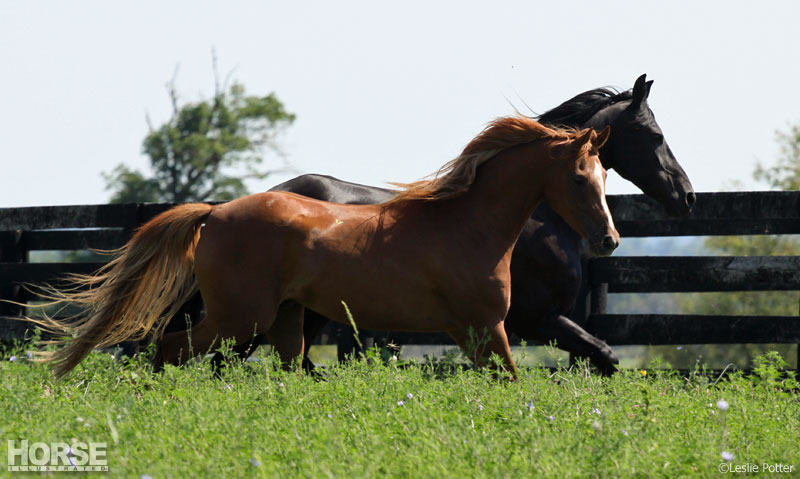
[631,74,648,109]
[594,126,611,149]
[645,79,654,97]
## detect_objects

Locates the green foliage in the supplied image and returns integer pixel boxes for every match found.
[2,349,799,478]
[102,166,161,203]
[639,344,797,371]
[754,124,800,190]
[751,351,798,390]
[704,234,800,257]
[104,78,295,203]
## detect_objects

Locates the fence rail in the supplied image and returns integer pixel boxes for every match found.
[1,192,798,368]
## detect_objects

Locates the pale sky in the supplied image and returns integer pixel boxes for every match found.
[2,1,799,207]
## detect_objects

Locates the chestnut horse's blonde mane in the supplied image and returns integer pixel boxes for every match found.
[387,115,579,204]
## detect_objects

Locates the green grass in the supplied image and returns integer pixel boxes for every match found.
[1,347,798,479]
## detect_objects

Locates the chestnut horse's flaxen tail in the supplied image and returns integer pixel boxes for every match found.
[27,203,214,378]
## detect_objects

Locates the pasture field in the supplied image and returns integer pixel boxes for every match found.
[1,346,798,479]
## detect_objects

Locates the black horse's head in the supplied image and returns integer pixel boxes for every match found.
[587,75,695,217]
[539,74,695,218]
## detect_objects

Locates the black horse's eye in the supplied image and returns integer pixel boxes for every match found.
[574,175,588,186]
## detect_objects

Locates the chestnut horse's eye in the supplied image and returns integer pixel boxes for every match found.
[574,175,588,186]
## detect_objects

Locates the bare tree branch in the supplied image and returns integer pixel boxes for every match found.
[167,65,181,117]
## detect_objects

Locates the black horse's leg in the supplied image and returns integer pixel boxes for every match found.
[301,310,331,373]
[116,340,141,360]
[208,309,330,373]
[533,310,618,375]
[208,310,331,373]
[209,334,264,372]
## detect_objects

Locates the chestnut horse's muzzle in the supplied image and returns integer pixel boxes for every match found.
[590,233,619,257]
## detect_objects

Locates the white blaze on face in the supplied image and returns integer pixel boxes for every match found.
[590,159,616,233]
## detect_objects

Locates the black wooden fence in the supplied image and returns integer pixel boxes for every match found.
[575,191,800,370]
[1,192,799,368]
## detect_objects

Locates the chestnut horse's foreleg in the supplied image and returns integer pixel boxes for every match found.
[266,300,306,372]
[449,322,518,380]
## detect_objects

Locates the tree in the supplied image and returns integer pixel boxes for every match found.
[104,69,295,203]
[754,124,800,190]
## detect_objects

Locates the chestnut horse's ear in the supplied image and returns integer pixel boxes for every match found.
[575,128,594,148]
[594,126,611,149]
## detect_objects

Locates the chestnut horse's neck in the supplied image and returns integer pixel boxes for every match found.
[401,140,556,256]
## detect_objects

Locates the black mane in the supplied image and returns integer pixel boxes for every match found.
[536,88,632,127]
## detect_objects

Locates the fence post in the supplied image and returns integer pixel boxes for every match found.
[0,230,29,344]
[569,259,592,367]
[590,283,608,315]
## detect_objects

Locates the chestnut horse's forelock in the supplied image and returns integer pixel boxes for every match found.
[387,116,580,205]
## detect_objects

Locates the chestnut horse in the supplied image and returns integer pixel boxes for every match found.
[31,117,617,379]
[188,74,691,375]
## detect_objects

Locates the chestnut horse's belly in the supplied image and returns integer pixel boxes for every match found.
[286,243,463,333]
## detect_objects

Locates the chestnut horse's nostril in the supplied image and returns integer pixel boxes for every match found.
[686,191,696,208]
[602,235,618,252]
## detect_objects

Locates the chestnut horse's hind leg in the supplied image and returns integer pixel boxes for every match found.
[154,291,280,371]
[154,319,216,371]
[208,307,323,373]
[266,300,306,371]
[154,312,262,371]
[449,322,518,380]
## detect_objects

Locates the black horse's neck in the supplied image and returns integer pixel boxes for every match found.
[537,87,631,127]
[536,88,632,170]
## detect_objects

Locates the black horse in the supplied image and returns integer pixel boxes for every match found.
[170,74,693,375]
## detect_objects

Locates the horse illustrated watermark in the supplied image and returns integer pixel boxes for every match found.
[7,440,108,472]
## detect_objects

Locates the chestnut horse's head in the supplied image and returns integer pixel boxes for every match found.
[545,126,619,256]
